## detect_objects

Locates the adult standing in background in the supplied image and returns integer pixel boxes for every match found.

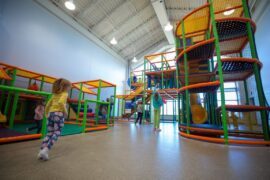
[135,101,143,124]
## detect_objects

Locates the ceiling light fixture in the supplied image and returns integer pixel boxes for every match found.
[223,8,235,16]
[132,57,138,63]
[110,37,118,45]
[65,0,76,11]
[132,45,137,63]
[164,22,173,31]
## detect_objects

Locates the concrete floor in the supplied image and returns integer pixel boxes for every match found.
[1,122,270,180]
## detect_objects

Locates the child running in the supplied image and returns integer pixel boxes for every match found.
[27,101,45,134]
[38,78,71,161]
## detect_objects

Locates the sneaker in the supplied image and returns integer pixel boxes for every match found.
[37,150,43,160]
[39,147,49,161]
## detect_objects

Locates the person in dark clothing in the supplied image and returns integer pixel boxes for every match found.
[135,101,143,124]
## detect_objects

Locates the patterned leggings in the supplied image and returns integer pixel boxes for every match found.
[41,112,65,150]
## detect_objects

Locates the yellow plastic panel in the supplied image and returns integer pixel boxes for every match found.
[86,81,99,87]
[215,7,243,19]
[125,86,144,100]
[101,81,114,87]
[176,4,210,37]
[213,0,243,19]
[116,95,127,99]
[0,68,12,80]
[42,77,56,84]
[34,76,56,84]
[192,35,206,43]
[0,62,56,83]
[85,80,115,88]
[16,69,39,79]
[145,54,160,61]
[73,84,97,95]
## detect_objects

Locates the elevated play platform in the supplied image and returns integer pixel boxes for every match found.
[137,0,270,145]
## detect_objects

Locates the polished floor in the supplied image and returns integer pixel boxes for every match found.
[0,122,270,180]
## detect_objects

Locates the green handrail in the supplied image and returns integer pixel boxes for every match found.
[209,0,228,144]
[76,83,83,123]
[95,80,102,125]
[242,0,269,140]
[181,19,190,134]
[112,86,117,124]
[4,69,17,115]
[142,58,146,122]
[0,85,51,95]
[175,37,181,125]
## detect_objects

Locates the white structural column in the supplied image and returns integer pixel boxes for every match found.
[151,0,175,45]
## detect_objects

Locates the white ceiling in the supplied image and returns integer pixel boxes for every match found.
[49,0,259,63]
[165,0,206,28]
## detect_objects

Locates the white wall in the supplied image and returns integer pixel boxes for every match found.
[254,3,270,103]
[242,4,270,105]
[0,0,127,96]
[238,4,270,123]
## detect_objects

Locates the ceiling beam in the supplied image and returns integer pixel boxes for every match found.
[119,26,163,55]
[135,39,169,60]
[166,7,194,11]
[116,17,159,51]
[151,0,175,45]
[166,9,191,20]
[125,35,167,61]
[89,0,132,29]
[251,0,270,22]
[130,40,171,69]
[105,15,157,46]
[99,3,152,40]
[75,0,100,18]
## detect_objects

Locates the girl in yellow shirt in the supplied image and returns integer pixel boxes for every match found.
[38,78,71,161]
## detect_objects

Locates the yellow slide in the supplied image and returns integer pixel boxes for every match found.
[125,83,144,100]
[188,61,208,124]
[190,94,208,124]
[0,111,7,123]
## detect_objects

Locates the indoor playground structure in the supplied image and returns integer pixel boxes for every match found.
[66,79,116,133]
[0,62,116,144]
[127,0,270,145]
[116,76,152,122]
